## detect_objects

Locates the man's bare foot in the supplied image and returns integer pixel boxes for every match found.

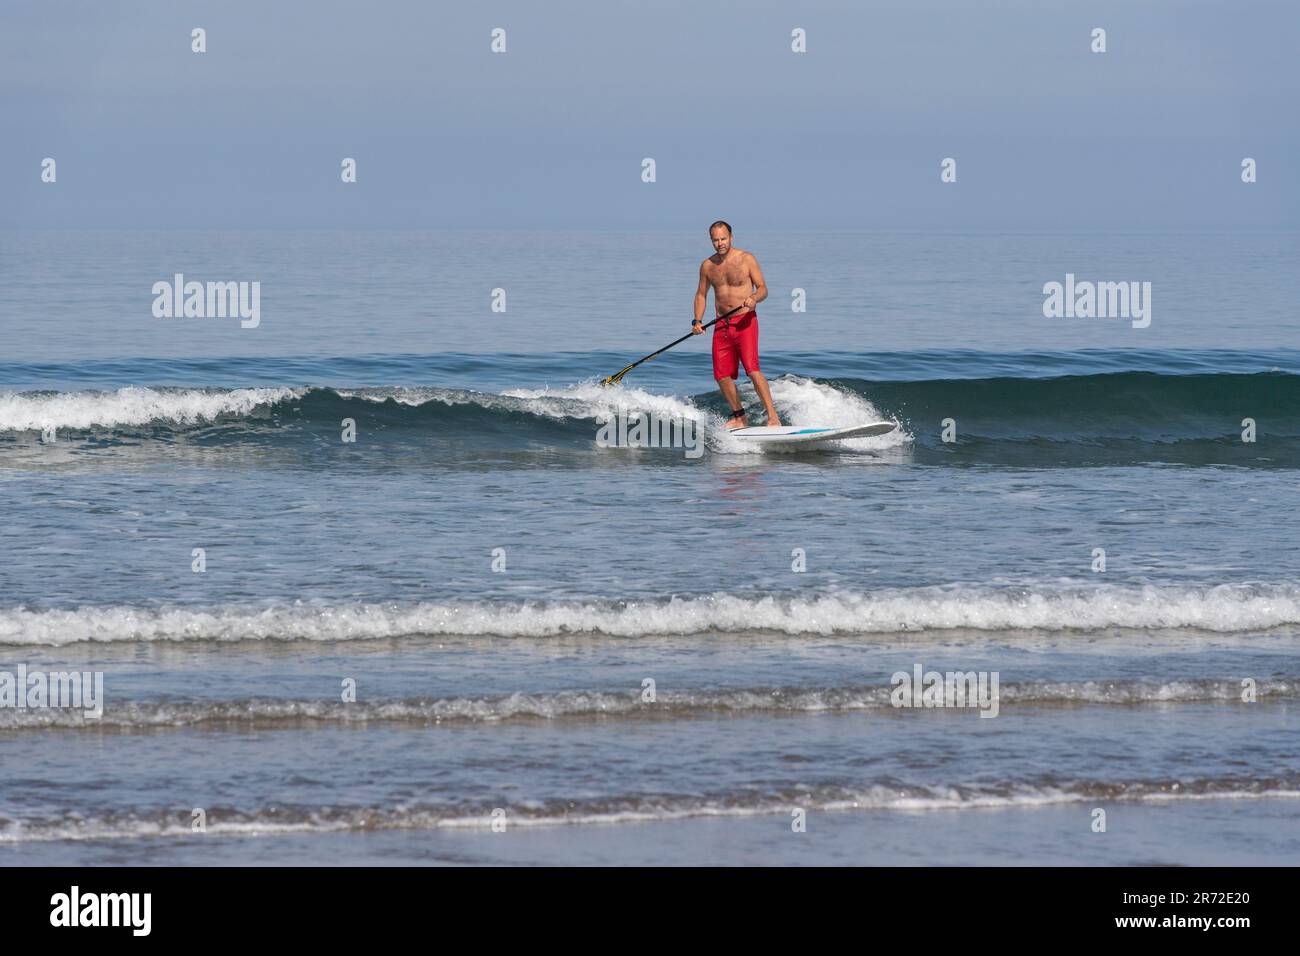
[725,408,748,430]
[766,412,783,427]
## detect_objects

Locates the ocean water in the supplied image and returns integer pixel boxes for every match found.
[1,231,1298,865]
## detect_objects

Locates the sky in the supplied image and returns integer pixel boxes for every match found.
[1,0,1296,230]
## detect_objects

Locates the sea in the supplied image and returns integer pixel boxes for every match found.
[1,230,1297,865]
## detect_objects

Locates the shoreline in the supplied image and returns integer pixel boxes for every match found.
[4,799,1296,866]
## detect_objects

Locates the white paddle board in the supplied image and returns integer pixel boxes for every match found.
[728,422,897,444]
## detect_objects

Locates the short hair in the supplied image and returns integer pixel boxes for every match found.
[708,220,733,237]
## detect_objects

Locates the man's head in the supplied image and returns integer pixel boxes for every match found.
[709,220,732,255]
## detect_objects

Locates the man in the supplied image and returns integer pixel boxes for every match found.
[692,221,782,428]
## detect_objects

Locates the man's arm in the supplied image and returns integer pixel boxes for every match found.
[744,254,768,309]
[693,262,710,327]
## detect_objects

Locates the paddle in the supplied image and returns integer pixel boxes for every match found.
[600,304,747,386]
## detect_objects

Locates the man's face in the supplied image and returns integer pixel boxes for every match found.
[710,228,731,255]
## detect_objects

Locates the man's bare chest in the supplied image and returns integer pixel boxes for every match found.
[705,257,750,288]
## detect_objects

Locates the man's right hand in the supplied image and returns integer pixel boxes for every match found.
[691,320,704,335]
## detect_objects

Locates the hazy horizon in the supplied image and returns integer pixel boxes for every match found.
[3,0,1295,231]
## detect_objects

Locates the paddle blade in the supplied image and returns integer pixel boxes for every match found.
[601,365,635,387]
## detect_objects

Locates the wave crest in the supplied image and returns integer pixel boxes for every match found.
[5,583,1300,646]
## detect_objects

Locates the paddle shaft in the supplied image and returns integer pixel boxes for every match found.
[602,304,748,385]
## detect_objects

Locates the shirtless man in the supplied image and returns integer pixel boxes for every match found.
[691,221,782,428]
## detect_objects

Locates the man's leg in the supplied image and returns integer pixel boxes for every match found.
[747,371,782,426]
[735,315,781,426]
[713,327,747,427]
[716,376,747,427]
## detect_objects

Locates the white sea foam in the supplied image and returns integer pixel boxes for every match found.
[0,386,300,432]
[1,677,1292,729]
[504,380,708,423]
[3,583,1299,646]
[2,780,1297,843]
[506,376,912,453]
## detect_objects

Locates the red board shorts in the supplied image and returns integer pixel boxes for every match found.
[711,310,760,380]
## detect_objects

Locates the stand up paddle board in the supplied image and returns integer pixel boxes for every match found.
[729,422,897,444]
